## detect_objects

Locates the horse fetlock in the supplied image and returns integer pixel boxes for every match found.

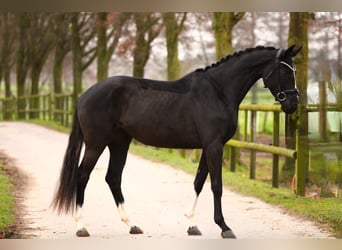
[184,211,194,219]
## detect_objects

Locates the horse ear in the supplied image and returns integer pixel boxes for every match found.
[283,45,295,57]
[286,45,302,57]
[290,45,302,57]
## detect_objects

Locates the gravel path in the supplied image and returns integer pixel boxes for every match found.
[0,122,333,239]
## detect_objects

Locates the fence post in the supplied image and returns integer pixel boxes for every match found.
[42,94,46,120]
[230,146,236,172]
[48,93,52,121]
[249,110,256,179]
[244,110,248,141]
[295,104,308,196]
[66,95,70,127]
[272,111,280,188]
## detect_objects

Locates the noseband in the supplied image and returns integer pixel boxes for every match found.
[264,49,299,102]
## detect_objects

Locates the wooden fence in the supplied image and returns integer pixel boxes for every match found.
[0,93,73,127]
[229,104,296,189]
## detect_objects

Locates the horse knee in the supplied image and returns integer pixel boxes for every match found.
[211,182,222,197]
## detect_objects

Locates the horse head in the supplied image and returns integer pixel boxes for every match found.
[263,45,302,114]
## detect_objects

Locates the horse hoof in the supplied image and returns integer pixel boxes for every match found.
[187,226,202,236]
[129,225,143,234]
[76,228,90,237]
[221,230,236,239]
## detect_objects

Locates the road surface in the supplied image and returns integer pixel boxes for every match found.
[0,122,333,239]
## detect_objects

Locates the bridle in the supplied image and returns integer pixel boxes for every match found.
[264,49,299,102]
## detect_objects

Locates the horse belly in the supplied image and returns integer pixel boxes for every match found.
[120,111,200,149]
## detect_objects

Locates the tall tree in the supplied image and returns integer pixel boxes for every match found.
[213,12,244,59]
[16,13,30,119]
[71,12,97,104]
[96,12,130,81]
[26,13,55,119]
[285,12,311,196]
[0,13,16,99]
[212,12,245,167]
[52,13,71,95]
[163,12,187,81]
[133,13,163,78]
[51,13,72,121]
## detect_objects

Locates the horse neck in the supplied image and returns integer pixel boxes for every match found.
[208,52,274,105]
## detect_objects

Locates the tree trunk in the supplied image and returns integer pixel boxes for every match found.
[97,12,109,81]
[16,14,29,120]
[53,48,64,91]
[213,12,244,167]
[53,47,64,121]
[133,34,150,78]
[4,68,11,98]
[213,12,244,59]
[284,12,310,196]
[3,69,12,120]
[30,64,41,119]
[283,13,310,178]
[0,13,14,99]
[164,13,183,81]
[0,69,2,92]
[52,13,71,121]
[71,13,83,105]
[133,13,163,78]
[213,13,233,59]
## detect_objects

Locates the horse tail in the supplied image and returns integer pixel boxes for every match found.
[51,106,83,214]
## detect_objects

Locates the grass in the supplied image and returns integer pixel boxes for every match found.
[25,120,342,237]
[0,161,16,237]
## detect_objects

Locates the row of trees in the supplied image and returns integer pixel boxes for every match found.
[0,12,184,118]
[2,13,341,102]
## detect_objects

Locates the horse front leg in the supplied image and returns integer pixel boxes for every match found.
[205,142,236,239]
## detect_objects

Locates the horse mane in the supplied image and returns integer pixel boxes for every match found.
[196,46,277,72]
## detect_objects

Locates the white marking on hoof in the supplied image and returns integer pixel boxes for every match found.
[185,196,198,220]
[75,205,85,232]
[118,203,132,227]
[185,195,200,233]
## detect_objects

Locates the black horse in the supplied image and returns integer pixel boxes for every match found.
[52,45,301,238]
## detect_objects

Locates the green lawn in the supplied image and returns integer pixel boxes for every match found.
[0,161,15,238]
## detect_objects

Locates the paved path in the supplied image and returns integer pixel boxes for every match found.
[0,122,333,239]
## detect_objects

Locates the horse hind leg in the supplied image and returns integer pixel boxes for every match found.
[105,136,143,235]
[185,151,208,236]
[75,146,105,237]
